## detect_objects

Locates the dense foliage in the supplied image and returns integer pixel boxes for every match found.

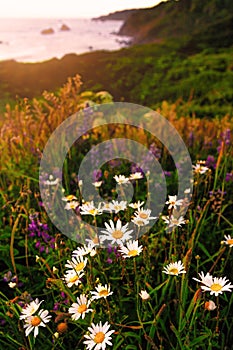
[0,75,232,349]
[0,1,232,348]
[0,46,232,118]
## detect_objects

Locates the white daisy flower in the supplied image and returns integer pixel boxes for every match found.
[92,181,103,188]
[139,290,150,300]
[162,261,186,276]
[100,219,133,245]
[83,321,115,350]
[20,298,44,320]
[109,200,127,213]
[204,300,217,311]
[86,236,100,247]
[222,234,233,247]
[134,208,157,221]
[119,240,143,258]
[8,282,17,288]
[193,162,209,174]
[65,256,87,274]
[69,294,93,320]
[23,309,52,337]
[193,272,233,296]
[162,215,186,229]
[128,201,145,210]
[62,195,78,202]
[165,195,183,210]
[80,201,102,216]
[129,172,143,180]
[101,202,112,213]
[44,175,59,186]
[114,174,129,184]
[63,270,84,288]
[64,201,79,210]
[131,216,149,227]
[193,271,212,284]
[72,242,97,257]
[90,284,113,300]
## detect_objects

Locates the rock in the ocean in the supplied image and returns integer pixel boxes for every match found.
[41,28,54,35]
[60,24,70,31]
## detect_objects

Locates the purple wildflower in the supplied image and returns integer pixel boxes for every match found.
[206,155,216,169]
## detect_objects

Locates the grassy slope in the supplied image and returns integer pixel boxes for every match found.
[0,44,232,118]
[118,0,233,45]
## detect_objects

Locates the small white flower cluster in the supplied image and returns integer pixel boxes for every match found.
[193,160,210,175]
[161,262,233,299]
[61,242,116,349]
[19,298,51,338]
[62,194,79,210]
[162,194,188,230]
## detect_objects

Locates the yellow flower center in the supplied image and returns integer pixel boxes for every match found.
[77,304,87,313]
[128,250,138,257]
[94,331,105,343]
[114,205,121,211]
[210,283,222,292]
[227,239,233,245]
[75,262,85,272]
[67,195,76,201]
[69,275,79,283]
[112,230,123,239]
[31,316,41,327]
[169,268,179,275]
[89,209,97,215]
[99,289,109,297]
[139,213,148,219]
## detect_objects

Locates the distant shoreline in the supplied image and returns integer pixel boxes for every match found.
[0,17,131,63]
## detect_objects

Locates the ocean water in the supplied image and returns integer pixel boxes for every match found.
[0,18,131,63]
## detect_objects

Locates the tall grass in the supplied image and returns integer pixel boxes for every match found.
[0,75,232,349]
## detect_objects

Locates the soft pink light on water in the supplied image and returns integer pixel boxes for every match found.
[0,0,164,18]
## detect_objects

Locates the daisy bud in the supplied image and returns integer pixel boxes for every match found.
[193,288,202,303]
[52,266,58,274]
[36,255,40,262]
[8,282,17,288]
[184,248,192,272]
[204,300,217,311]
[57,322,68,334]
[139,290,150,300]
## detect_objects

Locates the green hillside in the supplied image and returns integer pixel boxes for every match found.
[118,0,233,47]
[0,45,232,118]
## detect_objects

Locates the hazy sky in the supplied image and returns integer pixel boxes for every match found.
[0,0,163,18]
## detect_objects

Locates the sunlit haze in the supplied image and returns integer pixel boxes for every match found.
[0,0,164,18]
